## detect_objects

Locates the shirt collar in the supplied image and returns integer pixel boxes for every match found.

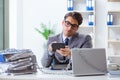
[62,35,71,42]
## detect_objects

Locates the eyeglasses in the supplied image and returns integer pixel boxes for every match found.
[64,21,79,30]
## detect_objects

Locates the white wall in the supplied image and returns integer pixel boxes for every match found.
[9,0,107,66]
[23,0,68,65]
[10,0,68,66]
[9,0,17,48]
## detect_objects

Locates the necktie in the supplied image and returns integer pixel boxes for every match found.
[64,38,69,45]
[63,38,69,60]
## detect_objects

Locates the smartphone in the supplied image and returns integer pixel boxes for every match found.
[51,43,65,52]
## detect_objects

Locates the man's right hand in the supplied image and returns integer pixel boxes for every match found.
[48,43,52,52]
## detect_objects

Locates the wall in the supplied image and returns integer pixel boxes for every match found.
[10,0,68,66]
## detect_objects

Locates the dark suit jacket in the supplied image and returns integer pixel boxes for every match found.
[41,32,92,68]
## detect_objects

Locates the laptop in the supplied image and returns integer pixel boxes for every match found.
[71,48,107,76]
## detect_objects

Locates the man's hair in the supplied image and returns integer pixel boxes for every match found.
[64,12,83,26]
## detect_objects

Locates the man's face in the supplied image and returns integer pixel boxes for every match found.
[62,16,79,37]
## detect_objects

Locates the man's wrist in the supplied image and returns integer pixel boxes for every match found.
[67,50,71,59]
[49,51,54,56]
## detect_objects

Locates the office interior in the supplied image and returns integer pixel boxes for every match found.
[1,0,120,69]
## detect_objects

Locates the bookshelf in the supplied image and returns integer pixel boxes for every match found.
[107,1,120,55]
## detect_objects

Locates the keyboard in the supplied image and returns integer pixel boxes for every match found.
[40,68,73,75]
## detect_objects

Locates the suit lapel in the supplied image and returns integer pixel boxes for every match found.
[69,37,77,48]
[58,33,64,43]
[69,33,79,48]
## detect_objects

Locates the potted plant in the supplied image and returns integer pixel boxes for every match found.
[35,22,56,40]
[35,22,56,50]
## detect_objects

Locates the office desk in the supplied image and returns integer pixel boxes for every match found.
[0,71,120,80]
[0,72,120,80]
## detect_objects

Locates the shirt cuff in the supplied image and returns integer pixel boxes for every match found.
[49,52,54,56]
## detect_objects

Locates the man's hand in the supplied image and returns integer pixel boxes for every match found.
[48,41,57,52]
[48,43,52,52]
[56,46,71,57]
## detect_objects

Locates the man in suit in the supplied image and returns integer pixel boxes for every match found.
[41,11,92,69]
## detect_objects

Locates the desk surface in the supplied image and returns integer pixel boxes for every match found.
[0,71,120,80]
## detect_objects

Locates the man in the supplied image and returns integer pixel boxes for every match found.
[41,11,92,69]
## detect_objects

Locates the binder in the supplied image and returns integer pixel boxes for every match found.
[107,14,113,25]
[86,0,94,11]
[67,0,73,11]
[88,14,94,26]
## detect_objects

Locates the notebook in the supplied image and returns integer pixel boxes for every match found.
[71,48,107,76]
